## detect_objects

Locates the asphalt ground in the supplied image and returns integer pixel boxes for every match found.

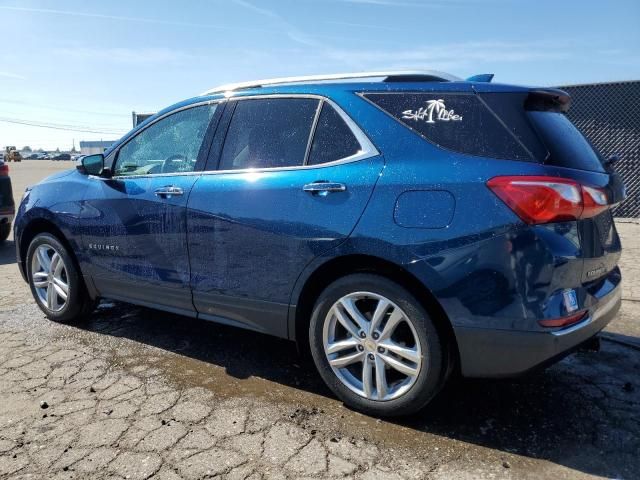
[0,160,638,479]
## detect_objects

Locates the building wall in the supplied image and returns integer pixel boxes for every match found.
[79,141,115,157]
[80,146,105,156]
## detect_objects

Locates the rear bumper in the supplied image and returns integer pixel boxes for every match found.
[0,209,14,228]
[455,283,621,377]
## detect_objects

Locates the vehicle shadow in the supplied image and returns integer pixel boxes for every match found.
[77,301,639,479]
[601,330,640,350]
[0,240,17,266]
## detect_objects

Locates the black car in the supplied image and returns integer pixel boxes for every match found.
[53,153,71,161]
[0,160,14,242]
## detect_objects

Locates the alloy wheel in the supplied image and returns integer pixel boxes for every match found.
[31,244,69,312]
[322,292,423,401]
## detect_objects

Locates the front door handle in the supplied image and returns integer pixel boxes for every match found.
[154,186,184,198]
[303,182,347,196]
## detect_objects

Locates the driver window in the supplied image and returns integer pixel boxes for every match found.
[114,104,217,177]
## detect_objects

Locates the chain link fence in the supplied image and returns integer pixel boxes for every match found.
[559,81,640,218]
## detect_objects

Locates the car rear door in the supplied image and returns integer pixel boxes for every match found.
[187,96,384,337]
[81,101,221,315]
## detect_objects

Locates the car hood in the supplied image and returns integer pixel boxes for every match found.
[39,168,76,184]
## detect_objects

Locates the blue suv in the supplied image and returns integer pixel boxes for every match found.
[15,71,625,416]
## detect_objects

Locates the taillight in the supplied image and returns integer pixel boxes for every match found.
[581,185,610,218]
[487,175,609,224]
[539,310,587,328]
[0,163,8,176]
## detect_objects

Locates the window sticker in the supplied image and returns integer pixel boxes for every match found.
[364,92,532,160]
[401,99,462,123]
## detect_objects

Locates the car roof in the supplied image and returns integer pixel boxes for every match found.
[200,70,463,95]
[110,72,533,156]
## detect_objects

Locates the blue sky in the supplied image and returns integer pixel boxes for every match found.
[1,0,639,150]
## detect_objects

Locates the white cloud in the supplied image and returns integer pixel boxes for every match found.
[336,0,490,7]
[0,5,275,34]
[230,0,322,48]
[339,0,442,6]
[53,47,193,65]
[320,40,572,71]
[0,71,27,80]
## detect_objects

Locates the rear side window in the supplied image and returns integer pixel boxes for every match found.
[363,93,533,161]
[219,98,319,170]
[307,103,361,165]
[527,111,605,172]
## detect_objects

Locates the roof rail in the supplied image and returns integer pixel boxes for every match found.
[201,70,461,95]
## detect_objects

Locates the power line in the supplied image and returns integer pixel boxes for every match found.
[0,98,133,118]
[0,116,128,135]
[7,116,127,131]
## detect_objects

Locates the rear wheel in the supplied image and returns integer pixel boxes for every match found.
[309,274,446,416]
[26,233,96,323]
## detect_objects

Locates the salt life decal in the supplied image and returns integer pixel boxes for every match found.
[401,99,462,123]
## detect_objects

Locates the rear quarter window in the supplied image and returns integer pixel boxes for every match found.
[307,103,361,165]
[363,92,534,161]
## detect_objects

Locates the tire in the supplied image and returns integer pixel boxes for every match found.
[26,233,96,323]
[0,223,10,243]
[309,273,446,416]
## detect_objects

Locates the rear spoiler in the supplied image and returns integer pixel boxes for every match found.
[524,88,571,113]
[466,73,494,83]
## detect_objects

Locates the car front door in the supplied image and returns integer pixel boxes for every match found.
[82,101,221,315]
[187,96,384,336]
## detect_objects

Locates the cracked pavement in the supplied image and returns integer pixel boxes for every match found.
[0,163,639,479]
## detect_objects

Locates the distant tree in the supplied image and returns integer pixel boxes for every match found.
[55,147,60,153]
[22,146,32,152]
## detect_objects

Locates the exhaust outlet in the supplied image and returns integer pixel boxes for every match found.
[578,336,601,353]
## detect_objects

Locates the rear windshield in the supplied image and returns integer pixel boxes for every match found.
[526,111,605,173]
[364,91,606,172]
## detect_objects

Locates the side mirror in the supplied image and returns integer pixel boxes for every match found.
[76,154,104,176]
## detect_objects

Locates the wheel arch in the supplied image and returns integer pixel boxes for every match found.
[291,254,459,373]
[20,218,70,267]
[18,218,94,297]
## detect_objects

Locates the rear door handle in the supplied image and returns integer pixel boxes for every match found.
[154,186,184,198]
[303,182,347,196]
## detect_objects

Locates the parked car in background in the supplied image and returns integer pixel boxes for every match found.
[53,153,71,161]
[14,71,625,416]
[0,160,14,242]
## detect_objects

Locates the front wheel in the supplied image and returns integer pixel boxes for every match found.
[26,233,96,323]
[309,274,446,417]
